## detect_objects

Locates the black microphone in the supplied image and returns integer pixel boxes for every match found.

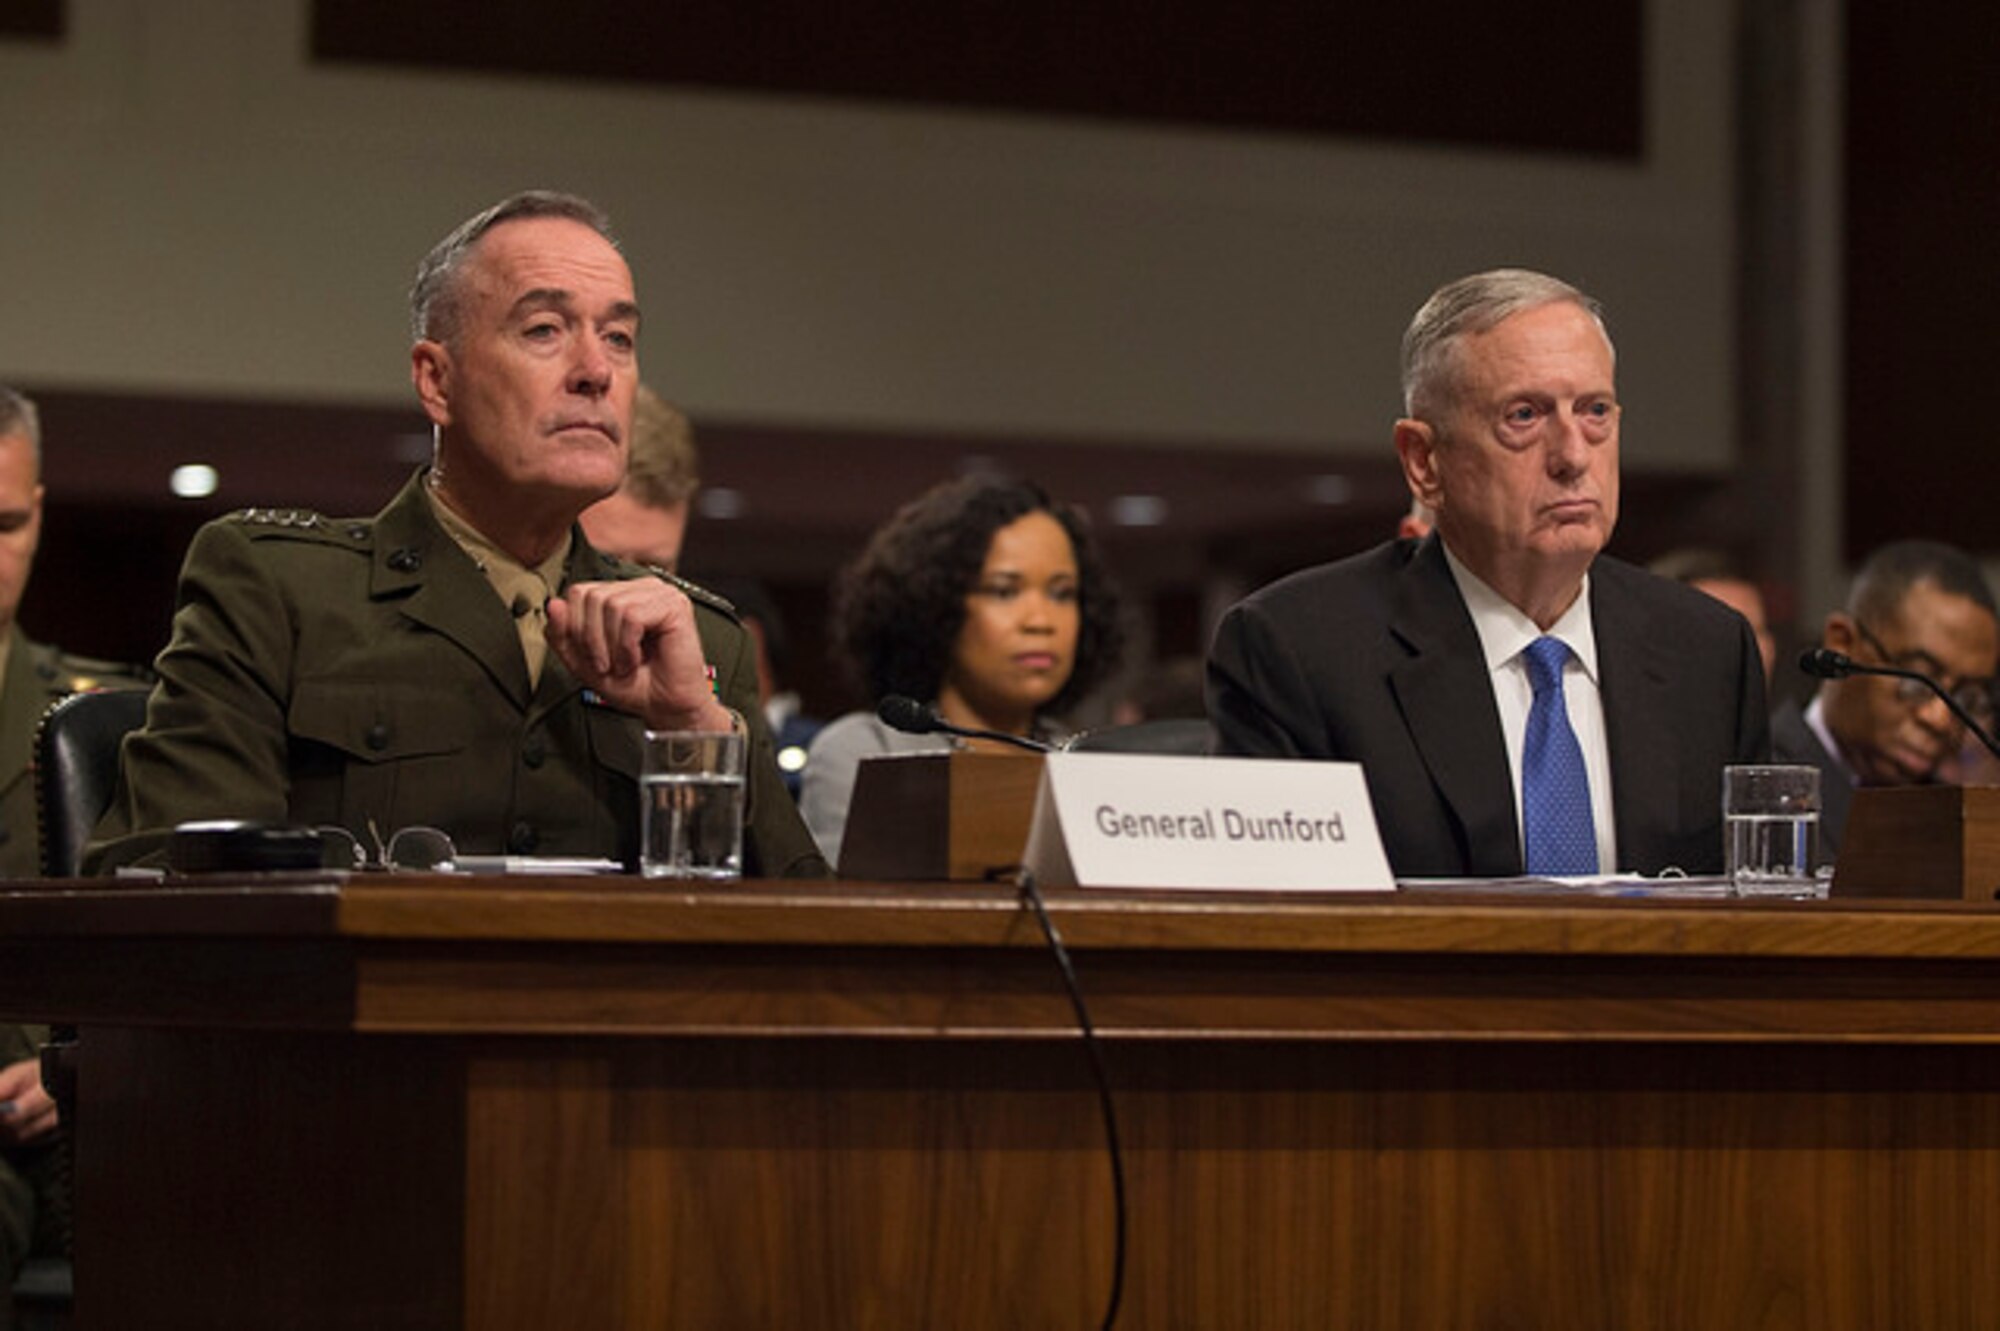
[876,695,1052,754]
[1799,648,2000,761]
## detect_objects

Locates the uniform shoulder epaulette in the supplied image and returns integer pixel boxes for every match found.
[38,647,155,694]
[664,571,740,620]
[226,508,373,547]
[600,552,740,620]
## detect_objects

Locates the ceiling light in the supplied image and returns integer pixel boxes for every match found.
[170,464,220,499]
[1109,494,1169,527]
[697,487,746,520]
[1307,474,1352,505]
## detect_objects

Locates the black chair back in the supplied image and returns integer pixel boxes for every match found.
[34,688,150,878]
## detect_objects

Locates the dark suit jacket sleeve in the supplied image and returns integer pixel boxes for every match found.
[1594,560,1773,875]
[1208,597,1326,759]
[1204,542,1522,878]
[1733,618,1772,765]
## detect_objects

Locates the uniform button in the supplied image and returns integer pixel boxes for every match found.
[522,736,546,769]
[508,822,539,853]
[365,723,390,751]
[387,548,422,572]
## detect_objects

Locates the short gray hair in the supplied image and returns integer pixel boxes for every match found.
[0,385,40,465]
[409,190,619,346]
[1400,268,1610,419]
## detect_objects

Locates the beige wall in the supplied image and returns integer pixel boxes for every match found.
[0,0,1735,470]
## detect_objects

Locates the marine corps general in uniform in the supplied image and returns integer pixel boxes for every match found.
[85,482,819,874]
[85,190,827,880]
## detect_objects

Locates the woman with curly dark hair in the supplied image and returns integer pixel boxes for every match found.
[801,475,1125,865]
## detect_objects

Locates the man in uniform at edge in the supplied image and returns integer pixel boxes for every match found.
[0,388,153,1288]
[1207,269,1768,878]
[85,192,826,878]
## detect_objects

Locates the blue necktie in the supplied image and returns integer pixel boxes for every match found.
[1521,636,1597,875]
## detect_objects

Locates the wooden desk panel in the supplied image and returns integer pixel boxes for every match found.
[7,878,2000,1328]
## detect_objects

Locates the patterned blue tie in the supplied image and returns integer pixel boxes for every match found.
[1521,636,1597,875]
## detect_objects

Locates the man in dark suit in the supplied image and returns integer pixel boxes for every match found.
[1209,269,1768,878]
[1773,540,1998,861]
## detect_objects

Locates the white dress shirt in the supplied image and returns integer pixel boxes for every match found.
[1804,694,1859,786]
[1442,546,1618,873]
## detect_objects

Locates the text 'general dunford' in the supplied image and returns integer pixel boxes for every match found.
[1092,805,1347,844]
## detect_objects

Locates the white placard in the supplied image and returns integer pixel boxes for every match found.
[1022,753,1394,891]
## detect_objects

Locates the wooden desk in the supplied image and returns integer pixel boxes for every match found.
[5,877,2000,1329]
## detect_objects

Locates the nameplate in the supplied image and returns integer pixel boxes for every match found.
[1022,753,1393,891]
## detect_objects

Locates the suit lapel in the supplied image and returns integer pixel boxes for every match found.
[1592,563,1676,870]
[370,477,534,707]
[1386,541,1522,876]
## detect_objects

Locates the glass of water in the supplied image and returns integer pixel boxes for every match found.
[641,730,746,879]
[1722,764,1822,897]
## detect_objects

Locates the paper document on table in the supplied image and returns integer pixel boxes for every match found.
[450,855,624,876]
[1396,874,1734,898]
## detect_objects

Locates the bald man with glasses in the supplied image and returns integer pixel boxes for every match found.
[1775,539,2000,860]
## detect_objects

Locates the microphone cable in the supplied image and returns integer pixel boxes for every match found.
[890,693,1124,1319]
[1016,868,1127,1330]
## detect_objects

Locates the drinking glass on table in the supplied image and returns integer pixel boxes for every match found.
[1722,764,1821,897]
[641,730,746,879]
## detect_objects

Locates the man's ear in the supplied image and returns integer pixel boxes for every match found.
[411,341,453,428]
[23,483,43,559]
[1824,612,1858,653]
[1394,418,1442,510]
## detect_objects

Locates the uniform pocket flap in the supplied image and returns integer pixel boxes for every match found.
[584,702,645,781]
[289,678,472,763]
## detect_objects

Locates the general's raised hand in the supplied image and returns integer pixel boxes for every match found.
[547,579,733,731]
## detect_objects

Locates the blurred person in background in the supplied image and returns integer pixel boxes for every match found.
[578,383,698,572]
[1109,655,1206,726]
[695,575,824,797]
[1776,540,1999,859]
[1649,548,1778,685]
[1398,496,1435,541]
[801,476,1125,866]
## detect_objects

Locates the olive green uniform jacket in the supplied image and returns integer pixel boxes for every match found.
[84,473,828,879]
[1,632,148,1277]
